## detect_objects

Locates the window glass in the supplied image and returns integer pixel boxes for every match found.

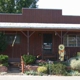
[6,35,20,44]
[43,34,52,50]
[77,35,80,46]
[68,35,76,47]
[63,35,80,47]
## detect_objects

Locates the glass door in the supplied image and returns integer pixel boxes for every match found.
[43,34,52,54]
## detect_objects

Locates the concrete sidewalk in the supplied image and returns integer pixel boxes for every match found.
[0,75,80,80]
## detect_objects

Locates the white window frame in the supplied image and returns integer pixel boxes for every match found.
[63,34,80,47]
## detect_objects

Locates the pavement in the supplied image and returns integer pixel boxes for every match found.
[0,75,80,80]
[0,66,80,80]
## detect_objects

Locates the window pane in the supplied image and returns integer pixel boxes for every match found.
[77,35,80,46]
[63,35,77,47]
[6,35,14,43]
[68,35,76,47]
[6,35,20,44]
[15,35,20,43]
[43,34,52,43]
[43,43,52,49]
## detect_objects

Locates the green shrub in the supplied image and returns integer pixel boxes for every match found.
[0,54,8,63]
[25,71,38,75]
[77,52,80,56]
[44,63,54,74]
[68,57,80,70]
[2,63,9,67]
[0,32,7,52]
[0,54,9,67]
[69,59,77,69]
[69,71,80,76]
[37,61,47,66]
[22,54,36,65]
[37,66,47,74]
[52,63,67,75]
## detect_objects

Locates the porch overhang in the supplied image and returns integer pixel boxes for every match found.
[0,22,80,31]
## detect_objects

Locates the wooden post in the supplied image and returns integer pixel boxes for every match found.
[55,31,63,44]
[21,31,35,55]
[61,31,63,44]
[27,31,29,55]
[21,56,24,73]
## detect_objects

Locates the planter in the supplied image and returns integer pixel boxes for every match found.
[24,65,38,71]
[0,66,8,72]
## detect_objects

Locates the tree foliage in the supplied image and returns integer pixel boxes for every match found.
[0,0,38,13]
[0,32,7,52]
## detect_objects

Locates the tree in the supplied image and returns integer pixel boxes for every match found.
[0,0,38,13]
[0,32,7,52]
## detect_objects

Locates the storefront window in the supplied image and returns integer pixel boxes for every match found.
[63,35,80,47]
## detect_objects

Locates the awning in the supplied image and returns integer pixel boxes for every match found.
[0,22,80,30]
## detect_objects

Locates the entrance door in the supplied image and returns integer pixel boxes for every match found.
[43,34,53,55]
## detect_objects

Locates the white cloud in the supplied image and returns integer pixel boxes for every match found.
[37,0,80,16]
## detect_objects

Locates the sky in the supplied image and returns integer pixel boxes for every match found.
[37,0,80,16]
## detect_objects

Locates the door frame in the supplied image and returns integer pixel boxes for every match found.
[42,33,53,59]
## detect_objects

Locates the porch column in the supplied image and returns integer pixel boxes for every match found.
[61,31,63,44]
[27,31,29,55]
[55,31,64,44]
[21,31,35,55]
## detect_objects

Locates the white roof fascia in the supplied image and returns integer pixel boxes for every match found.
[0,22,80,30]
